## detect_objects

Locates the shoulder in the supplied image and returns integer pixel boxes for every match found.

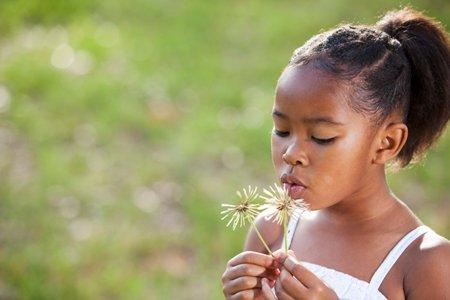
[404,228,450,298]
[243,212,283,253]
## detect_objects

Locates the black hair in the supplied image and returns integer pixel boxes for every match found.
[287,6,450,169]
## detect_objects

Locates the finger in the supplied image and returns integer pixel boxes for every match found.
[278,267,308,296]
[261,278,278,300]
[273,248,286,257]
[254,289,271,300]
[275,290,296,300]
[227,276,262,293]
[227,263,280,281]
[229,288,260,300]
[269,279,277,288]
[274,279,296,300]
[228,251,279,269]
[264,269,281,283]
[273,249,288,264]
[282,255,320,288]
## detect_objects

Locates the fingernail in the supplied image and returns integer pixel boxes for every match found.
[280,254,289,263]
[276,256,284,265]
[273,259,281,268]
[283,256,298,270]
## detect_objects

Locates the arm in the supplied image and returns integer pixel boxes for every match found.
[404,233,450,299]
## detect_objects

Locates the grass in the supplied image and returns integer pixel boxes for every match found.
[0,0,449,299]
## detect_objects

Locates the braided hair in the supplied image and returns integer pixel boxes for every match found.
[287,6,450,168]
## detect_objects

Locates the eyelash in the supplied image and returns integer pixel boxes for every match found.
[273,129,336,145]
[273,129,290,137]
[312,136,336,145]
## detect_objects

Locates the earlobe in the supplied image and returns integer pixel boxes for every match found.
[372,122,408,165]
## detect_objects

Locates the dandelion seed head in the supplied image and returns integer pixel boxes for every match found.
[220,185,262,231]
[260,182,309,225]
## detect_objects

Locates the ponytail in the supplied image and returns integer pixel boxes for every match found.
[375,6,450,167]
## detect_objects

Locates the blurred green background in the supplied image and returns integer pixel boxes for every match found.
[0,0,448,299]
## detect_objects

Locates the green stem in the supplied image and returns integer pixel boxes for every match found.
[251,222,274,257]
[283,214,287,254]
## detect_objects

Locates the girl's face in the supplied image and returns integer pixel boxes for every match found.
[271,64,378,210]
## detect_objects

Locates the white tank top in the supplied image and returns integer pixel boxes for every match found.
[271,211,431,299]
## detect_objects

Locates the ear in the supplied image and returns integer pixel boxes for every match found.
[371,122,408,165]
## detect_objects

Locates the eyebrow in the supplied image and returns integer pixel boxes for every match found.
[272,109,345,126]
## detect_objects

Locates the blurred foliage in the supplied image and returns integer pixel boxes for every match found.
[0,0,448,299]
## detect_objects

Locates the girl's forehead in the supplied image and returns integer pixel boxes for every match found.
[275,65,353,120]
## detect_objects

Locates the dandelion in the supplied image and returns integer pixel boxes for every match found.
[260,182,309,253]
[221,185,274,256]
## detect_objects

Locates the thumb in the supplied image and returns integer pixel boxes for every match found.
[287,250,298,260]
[273,248,287,264]
[261,278,278,300]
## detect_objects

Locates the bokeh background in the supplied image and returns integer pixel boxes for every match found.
[0,0,449,299]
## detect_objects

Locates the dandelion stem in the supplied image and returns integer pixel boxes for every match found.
[251,222,274,257]
[283,214,288,254]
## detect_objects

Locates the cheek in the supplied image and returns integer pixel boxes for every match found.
[271,136,287,171]
[312,139,370,192]
[307,154,361,208]
[322,174,333,186]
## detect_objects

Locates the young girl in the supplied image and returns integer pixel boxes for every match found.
[221,6,450,300]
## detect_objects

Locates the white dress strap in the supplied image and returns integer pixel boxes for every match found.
[369,225,430,291]
[286,215,300,249]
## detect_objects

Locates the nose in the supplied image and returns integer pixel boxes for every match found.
[282,139,308,166]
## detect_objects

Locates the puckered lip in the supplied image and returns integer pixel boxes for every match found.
[280,173,307,188]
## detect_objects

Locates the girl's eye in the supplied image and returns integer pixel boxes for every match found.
[312,136,336,145]
[273,129,289,137]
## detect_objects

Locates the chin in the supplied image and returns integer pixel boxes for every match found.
[295,194,321,211]
[295,196,313,209]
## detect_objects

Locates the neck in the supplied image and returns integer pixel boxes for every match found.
[318,168,399,228]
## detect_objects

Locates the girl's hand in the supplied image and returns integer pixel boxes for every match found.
[261,250,338,300]
[221,251,281,300]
